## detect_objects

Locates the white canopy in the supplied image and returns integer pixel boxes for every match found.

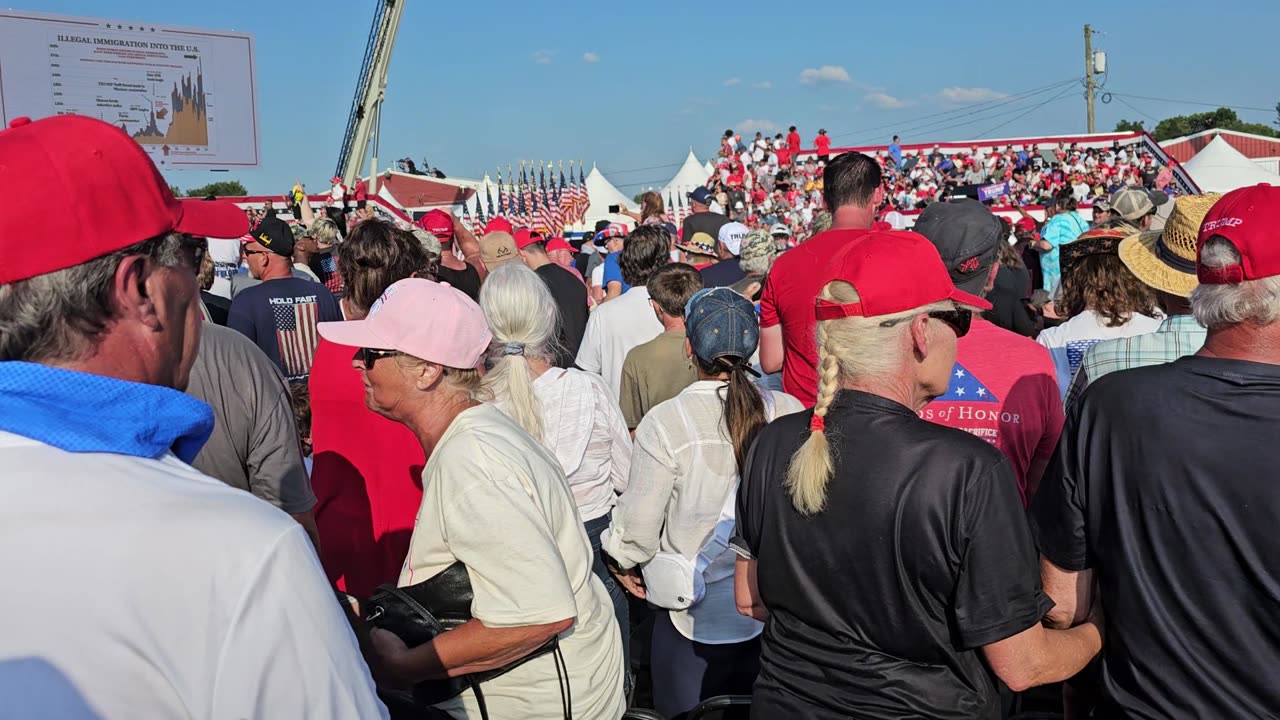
[582,165,637,229]
[1183,135,1280,193]
[660,149,711,207]
[703,160,715,176]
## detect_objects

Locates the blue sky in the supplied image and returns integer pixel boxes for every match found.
[26,0,1280,195]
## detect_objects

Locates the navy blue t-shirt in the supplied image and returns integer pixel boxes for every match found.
[227,277,342,381]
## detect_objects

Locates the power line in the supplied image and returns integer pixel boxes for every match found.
[1111,95,1159,123]
[1108,92,1274,114]
[836,79,1082,146]
[831,78,1079,141]
[973,84,1079,138]
[599,160,686,176]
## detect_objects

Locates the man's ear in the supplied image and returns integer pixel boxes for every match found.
[112,255,161,330]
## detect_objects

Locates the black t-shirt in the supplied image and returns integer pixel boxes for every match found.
[699,259,747,288]
[985,264,1037,337]
[1031,356,1280,718]
[734,390,1049,719]
[227,277,342,382]
[437,262,481,302]
[201,290,231,326]
[534,263,588,368]
[680,211,730,247]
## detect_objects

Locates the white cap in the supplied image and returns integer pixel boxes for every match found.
[770,223,792,237]
[718,221,749,256]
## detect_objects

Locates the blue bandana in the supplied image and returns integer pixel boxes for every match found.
[0,362,214,464]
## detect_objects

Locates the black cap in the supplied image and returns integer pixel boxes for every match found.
[252,215,295,257]
[912,199,1004,296]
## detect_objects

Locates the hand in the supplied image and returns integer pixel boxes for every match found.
[368,628,414,688]
[608,562,646,599]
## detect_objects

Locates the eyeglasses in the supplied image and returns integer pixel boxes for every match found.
[353,347,398,367]
[243,248,271,257]
[879,307,972,338]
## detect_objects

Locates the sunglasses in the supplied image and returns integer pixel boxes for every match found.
[879,307,972,338]
[353,347,398,367]
[243,248,271,257]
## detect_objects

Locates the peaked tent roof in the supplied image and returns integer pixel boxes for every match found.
[582,165,637,229]
[703,160,716,176]
[1182,135,1280,193]
[661,150,711,206]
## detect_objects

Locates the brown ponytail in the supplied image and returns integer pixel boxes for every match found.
[699,355,767,474]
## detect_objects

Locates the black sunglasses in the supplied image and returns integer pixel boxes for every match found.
[353,347,398,367]
[880,307,972,338]
[243,248,271,257]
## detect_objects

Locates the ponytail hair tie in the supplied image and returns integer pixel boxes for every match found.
[809,414,826,433]
[502,342,526,356]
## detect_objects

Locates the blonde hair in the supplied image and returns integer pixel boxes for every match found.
[784,280,951,515]
[393,355,485,402]
[478,263,561,441]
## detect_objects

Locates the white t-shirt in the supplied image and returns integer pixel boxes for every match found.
[604,381,803,644]
[207,237,243,300]
[496,368,632,522]
[400,404,627,720]
[575,285,664,399]
[0,432,386,719]
[1037,309,1164,399]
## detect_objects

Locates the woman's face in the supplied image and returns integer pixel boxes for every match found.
[352,351,417,420]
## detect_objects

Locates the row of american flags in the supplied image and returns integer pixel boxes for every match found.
[456,161,701,236]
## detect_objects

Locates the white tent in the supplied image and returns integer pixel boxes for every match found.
[1183,135,1280,193]
[582,164,637,229]
[660,149,711,207]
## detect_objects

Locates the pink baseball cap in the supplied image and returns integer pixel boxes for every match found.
[318,278,492,369]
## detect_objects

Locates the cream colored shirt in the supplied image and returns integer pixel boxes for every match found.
[603,381,803,644]
[400,404,626,720]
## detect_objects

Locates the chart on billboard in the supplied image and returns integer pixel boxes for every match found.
[0,10,258,169]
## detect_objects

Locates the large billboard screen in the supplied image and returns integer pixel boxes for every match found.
[0,10,258,169]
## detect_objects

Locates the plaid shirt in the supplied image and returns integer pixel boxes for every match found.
[1064,315,1206,407]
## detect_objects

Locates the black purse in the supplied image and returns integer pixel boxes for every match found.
[364,561,565,720]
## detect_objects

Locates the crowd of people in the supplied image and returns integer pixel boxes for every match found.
[2,111,1277,720]
[698,126,1182,242]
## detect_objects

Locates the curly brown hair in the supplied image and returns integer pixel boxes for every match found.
[1058,253,1158,327]
[337,219,437,316]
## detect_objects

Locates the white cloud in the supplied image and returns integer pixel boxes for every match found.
[799,65,851,86]
[938,87,1008,104]
[532,49,555,65]
[864,92,909,110]
[723,77,742,87]
[582,51,599,63]
[752,81,773,89]
[736,118,778,135]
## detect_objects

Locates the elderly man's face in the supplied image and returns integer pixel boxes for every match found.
[144,241,206,391]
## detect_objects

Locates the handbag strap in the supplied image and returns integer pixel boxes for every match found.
[373,585,447,637]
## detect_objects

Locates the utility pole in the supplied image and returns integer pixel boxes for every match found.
[1084,24,1096,133]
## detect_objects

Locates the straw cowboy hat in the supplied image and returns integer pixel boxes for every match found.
[1118,193,1222,298]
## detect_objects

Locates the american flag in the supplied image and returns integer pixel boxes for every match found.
[497,171,508,216]
[559,163,577,228]
[486,180,496,218]
[576,163,590,224]
[273,299,321,379]
[934,363,1000,403]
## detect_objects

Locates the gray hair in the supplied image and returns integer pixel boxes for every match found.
[478,263,561,441]
[0,233,188,363]
[1191,237,1280,328]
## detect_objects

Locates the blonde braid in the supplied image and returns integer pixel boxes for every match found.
[785,320,839,515]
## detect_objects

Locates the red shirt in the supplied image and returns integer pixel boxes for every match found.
[308,338,426,597]
[918,319,1064,506]
[760,228,873,406]
[814,134,831,154]
[786,131,801,154]
[776,147,792,166]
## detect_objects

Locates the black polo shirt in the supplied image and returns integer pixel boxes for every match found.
[534,262,588,368]
[1031,356,1280,718]
[734,390,1049,719]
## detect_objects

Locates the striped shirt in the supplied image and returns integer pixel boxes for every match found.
[1063,315,1207,408]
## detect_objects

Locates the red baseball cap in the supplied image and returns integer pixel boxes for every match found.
[483,216,513,235]
[513,228,542,249]
[1197,184,1280,285]
[545,237,573,253]
[417,209,454,241]
[0,115,247,285]
[815,231,991,321]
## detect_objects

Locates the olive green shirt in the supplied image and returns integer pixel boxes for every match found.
[618,330,699,429]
